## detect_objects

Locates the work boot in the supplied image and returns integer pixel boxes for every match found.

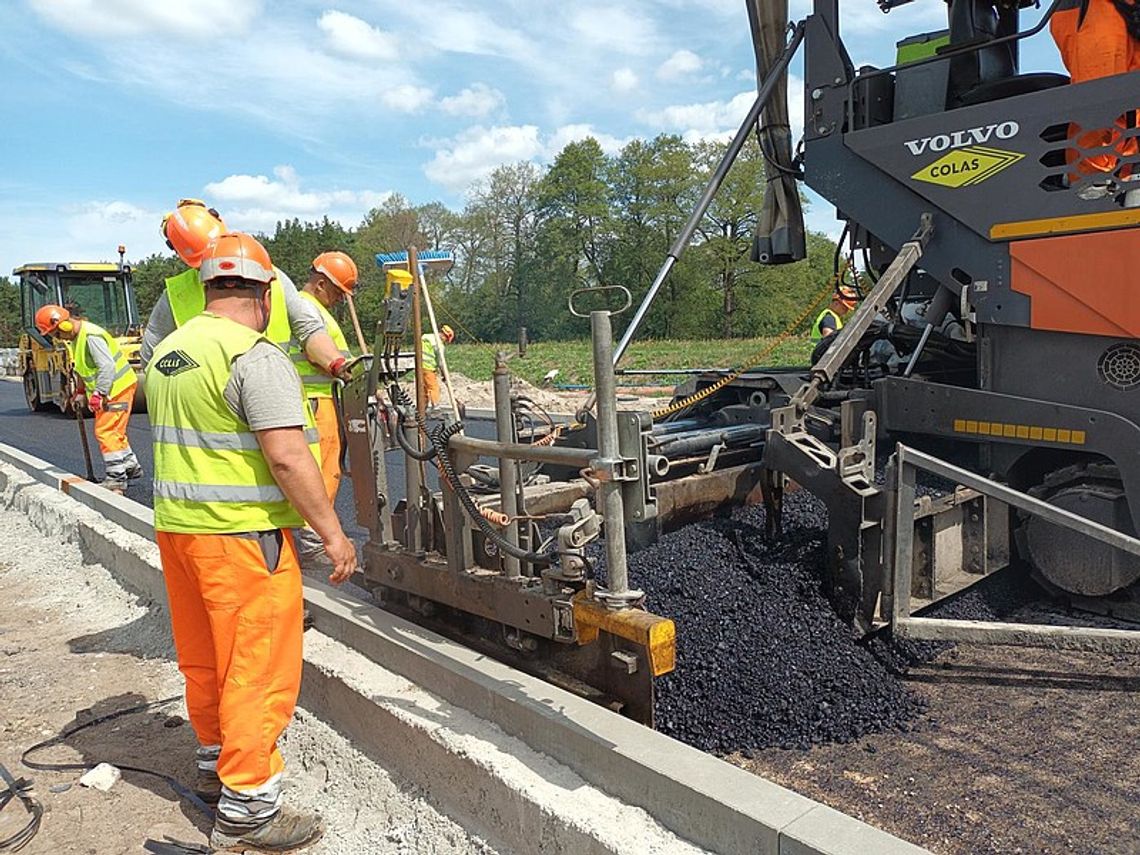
[194,768,222,807]
[100,477,126,495]
[209,805,324,853]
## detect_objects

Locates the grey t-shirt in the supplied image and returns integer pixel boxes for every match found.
[223,341,307,431]
[84,334,117,395]
[140,267,325,367]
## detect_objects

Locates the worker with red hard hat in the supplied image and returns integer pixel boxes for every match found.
[142,199,349,386]
[146,231,356,853]
[34,304,141,493]
[287,251,359,564]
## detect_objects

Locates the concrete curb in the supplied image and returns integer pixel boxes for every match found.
[0,441,931,855]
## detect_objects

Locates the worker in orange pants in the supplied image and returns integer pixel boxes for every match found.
[147,232,356,853]
[35,304,141,492]
[1052,0,1140,188]
[157,529,303,795]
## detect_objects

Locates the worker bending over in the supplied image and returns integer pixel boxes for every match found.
[35,305,140,493]
[288,251,357,564]
[141,199,348,384]
[146,232,356,853]
[1051,0,1140,190]
[421,323,455,406]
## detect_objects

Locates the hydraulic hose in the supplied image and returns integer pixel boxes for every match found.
[389,383,437,462]
[429,420,553,566]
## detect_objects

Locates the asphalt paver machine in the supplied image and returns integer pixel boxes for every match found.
[341,271,675,724]
[619,0,1140,650]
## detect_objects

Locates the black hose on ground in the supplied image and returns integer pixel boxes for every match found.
[21,695,214,822]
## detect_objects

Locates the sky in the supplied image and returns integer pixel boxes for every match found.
[0,0,1068,277]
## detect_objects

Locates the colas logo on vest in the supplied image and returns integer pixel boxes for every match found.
[904,121,1019,156]
[154,350,200,377]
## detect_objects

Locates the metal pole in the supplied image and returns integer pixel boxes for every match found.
[612,20,805,367]
[406,246,424,554]
[415,260,462,423]
[493,353,522,579]
[592,310,639,608]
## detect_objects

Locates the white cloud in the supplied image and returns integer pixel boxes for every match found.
[204,165,391,232]
[27,0,260,39]
[546,124,629,156]
[657,48,702,81]
[439,83,506,118]
[568,6,656,55]
[611,67,639,93]
[380,84,434,113]
[638,74,805,143]
[0,198,166,278]
[423,122,632,193]
[424,125,544,193]
[318,10,398,61]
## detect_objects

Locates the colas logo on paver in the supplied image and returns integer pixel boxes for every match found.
[911,145,1024,189]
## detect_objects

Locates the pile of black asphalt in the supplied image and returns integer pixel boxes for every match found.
[594,491,929,754]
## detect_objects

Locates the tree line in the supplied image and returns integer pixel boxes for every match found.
[1,134,837,349]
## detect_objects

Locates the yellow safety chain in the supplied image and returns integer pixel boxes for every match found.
[649,261,849,420]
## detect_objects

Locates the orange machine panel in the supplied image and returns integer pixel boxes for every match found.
[1009,227,1140,338]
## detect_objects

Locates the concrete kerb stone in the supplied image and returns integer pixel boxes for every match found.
[0,442,933,855]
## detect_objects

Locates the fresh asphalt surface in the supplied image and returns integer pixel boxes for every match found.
[0,378,496,543]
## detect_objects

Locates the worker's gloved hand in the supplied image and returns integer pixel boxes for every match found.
[87,392,105,413]
[322,532,358,585]
[328,356,352,381]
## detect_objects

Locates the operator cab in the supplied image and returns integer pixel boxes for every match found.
[862,0,1069,126]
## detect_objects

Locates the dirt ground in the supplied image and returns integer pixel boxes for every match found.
[733,642,1140,855]
[0,509,495,855]
[442,371,664,415]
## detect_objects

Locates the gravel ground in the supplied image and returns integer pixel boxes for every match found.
[0,503,497,855]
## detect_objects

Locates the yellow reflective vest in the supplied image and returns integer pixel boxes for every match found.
[70,321,135,398]
[147,312,320,534]
[811,308,844,342]
[421,333,443,373]
[165,268,293,350]
[288,291,351,399]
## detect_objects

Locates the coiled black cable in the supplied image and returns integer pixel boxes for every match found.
[388,383,437,462]
[428,420,553,566]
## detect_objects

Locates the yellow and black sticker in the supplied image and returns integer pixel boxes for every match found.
[912,146,1024,189]
[953,419,1086,445]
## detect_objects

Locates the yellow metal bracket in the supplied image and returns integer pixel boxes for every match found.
[572,591,676,676]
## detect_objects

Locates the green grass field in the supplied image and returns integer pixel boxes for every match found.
[444,336,814,389]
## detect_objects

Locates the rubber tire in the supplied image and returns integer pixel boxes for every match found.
[23,370,50,413]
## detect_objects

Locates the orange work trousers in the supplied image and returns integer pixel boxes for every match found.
[309,397,341,504]
[94,384,138,483]
[94,384,135,454]
[423,370,441,405]
[157,529,303,794]
[1052,0,1140,177]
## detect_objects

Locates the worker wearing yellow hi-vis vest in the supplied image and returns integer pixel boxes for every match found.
[146,232,356,853]
[34,305,140,493]
[811,285,860,342]
[141,199,348,381]
[287,252,358,566]
[421,325,455,405]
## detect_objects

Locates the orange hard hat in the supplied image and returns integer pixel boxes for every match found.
[199,232,275,286]
[34,304,70,335]
[161,199,226,268]
[836,285,859,308]
[312,251,358,293]
[440,324,455,343]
